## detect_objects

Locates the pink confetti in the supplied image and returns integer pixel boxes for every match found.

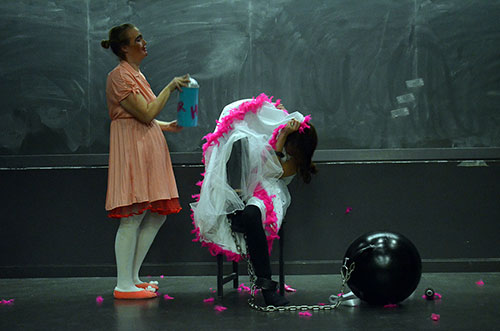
[1,299,14,305]
[209,287,216,293]
[384,304,398,308]
[337,292,344,297]
[95,296,104,304]
[317,303,326,306]
[214,305,227,312]
[163,294,174,300]
[238,283,251,292]
[299,311,312,317]
[284,284,297,292]
[160,275,165,279]
[431,313,440,321]
[345,207,353,214]
[203,298,215,303]
[435,292,442,299]
[475,279,484,287]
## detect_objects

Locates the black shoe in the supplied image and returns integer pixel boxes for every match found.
[255,278,290,307]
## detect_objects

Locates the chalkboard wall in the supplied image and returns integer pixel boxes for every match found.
[1,0,499,157]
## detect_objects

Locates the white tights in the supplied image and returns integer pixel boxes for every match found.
[114,210,166,292]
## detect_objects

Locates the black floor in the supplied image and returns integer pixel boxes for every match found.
[1,273,499,330]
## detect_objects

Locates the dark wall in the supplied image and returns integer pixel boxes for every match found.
[1,161,499,278]
[1,0,500,158]
[1,0,499,278]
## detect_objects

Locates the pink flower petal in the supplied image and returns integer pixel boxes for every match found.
[204,298,215,303]
[345,207,353,214]
[160,275,165,279]
[475,279,484,287]
[317,303,326,306]
[431,313,440,321]
[299,311,312,317]
[163,294,174,300]
[214,305,227,312]
[384,304,398,308]
[284,284,297,292]
[95,296,104,304]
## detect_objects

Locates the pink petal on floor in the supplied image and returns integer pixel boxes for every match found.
[214,305,227,312]
[431,313,440,321]
[317,303,326,306]
[95,296,104,304]
[163,294,174,300]
[337,292,344,297]
[284,284,296,292]
[299,311,312,317]
[435,292,442,299]
[204,298,215,303]
[384,304,398,308]
[345,207,353,214]
[160,275,165,279]
[475,279,484,287]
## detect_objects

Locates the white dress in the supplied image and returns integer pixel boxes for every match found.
[190,94,307,261]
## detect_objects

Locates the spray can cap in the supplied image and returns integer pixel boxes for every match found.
[187,77,199,88]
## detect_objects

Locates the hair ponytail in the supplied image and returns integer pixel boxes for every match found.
[101,39,110,49]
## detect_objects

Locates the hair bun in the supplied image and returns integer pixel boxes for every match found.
[101,39,110,49]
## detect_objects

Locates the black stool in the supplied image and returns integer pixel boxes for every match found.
[217,224,286,297]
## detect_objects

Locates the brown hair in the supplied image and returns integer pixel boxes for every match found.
[285,124,318,184]
[101,23,135,60]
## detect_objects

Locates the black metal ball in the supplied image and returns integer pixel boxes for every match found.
[344,231,422,305]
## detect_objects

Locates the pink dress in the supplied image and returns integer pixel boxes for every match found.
[105,61,181,218]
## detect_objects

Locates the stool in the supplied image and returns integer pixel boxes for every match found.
[217,224,286,297]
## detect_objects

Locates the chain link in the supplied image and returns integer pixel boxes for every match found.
[227,217,356,313]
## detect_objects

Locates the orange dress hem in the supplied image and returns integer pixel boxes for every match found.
[107,198,182,219]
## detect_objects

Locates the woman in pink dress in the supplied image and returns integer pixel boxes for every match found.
[101,23,190,299]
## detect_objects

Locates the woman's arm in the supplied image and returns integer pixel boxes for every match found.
[275,118,300,178]
[155,119,183,132]
[120,74,190,124]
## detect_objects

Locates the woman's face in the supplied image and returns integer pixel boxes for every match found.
[123,27,148,62]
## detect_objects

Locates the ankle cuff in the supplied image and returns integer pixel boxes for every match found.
[255,278,277,290]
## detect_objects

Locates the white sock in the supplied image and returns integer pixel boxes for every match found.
[132,211,166,285]
[114,213,145,292]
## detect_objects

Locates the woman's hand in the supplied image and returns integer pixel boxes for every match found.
[157,120,183,132]
[168,74,191,93]
[283,118,300,135]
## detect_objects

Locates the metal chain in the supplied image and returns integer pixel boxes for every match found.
[227,217,356,313]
